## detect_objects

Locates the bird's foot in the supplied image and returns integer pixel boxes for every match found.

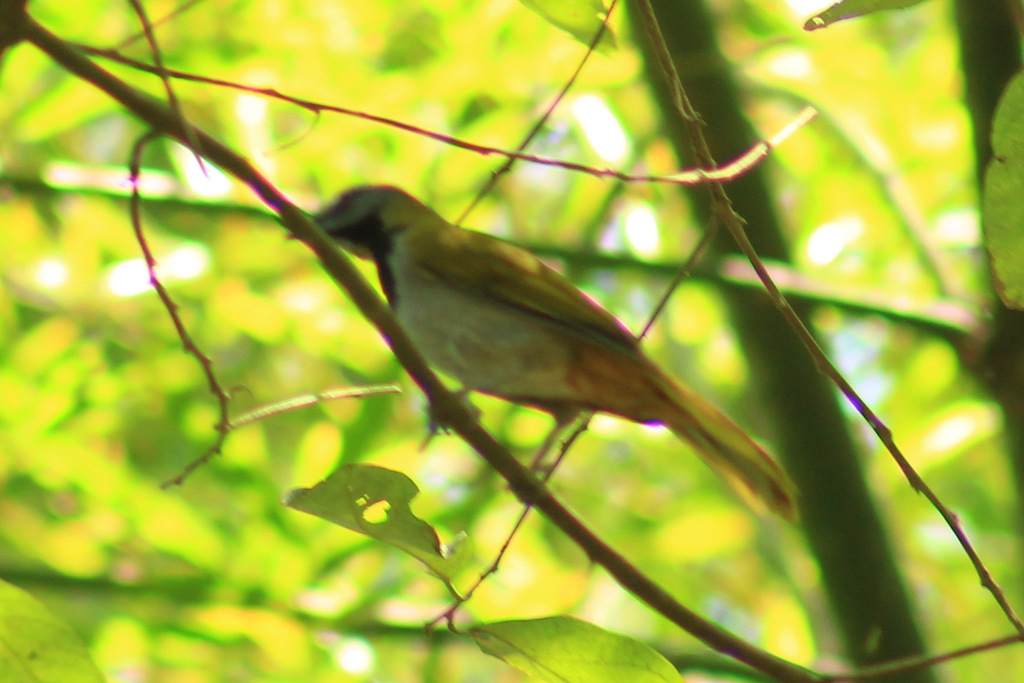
[420,390,481,450]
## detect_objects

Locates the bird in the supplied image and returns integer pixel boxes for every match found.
[312,185,796,518]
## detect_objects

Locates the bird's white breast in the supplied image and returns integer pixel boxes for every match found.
[388,238,574,400]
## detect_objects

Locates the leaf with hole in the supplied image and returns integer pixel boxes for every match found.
[285,464,470,582]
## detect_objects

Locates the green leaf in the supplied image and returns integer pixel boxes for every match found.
[473,616,685,683]
[518,0,616,53]
[804,0,930,30]
[983,71,1024,309]
[0,579,105,683]
[284,464,470,582]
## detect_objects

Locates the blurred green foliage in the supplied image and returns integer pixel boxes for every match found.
[0,0,1020,681]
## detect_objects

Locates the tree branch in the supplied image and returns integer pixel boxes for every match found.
[21,15,818,682]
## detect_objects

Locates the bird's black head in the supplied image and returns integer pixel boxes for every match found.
[314,185,411,263]
[314,185,417,303]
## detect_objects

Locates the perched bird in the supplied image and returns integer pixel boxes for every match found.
[313,185,796,518]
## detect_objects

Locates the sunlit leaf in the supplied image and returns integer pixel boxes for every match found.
[284,464,470,582]
[0,579,105,683]
[804,0,930,30]
[983,71,1024,309]
[518,0,616,53]
[473,616,685,683]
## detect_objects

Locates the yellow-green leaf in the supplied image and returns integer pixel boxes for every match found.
[983,71,1024,309]
[0,579,105,683]
[284,464,470,581]
[518,0,615,53]
[804,0,930,30]
[473,616,685,683]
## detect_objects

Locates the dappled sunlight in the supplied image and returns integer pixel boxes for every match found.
[1,0,1019,681]
[105,243,209,297]
[571,94,630,163]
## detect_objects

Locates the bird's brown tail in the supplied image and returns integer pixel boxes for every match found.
[562,339,796,517]
[660,378,797,519]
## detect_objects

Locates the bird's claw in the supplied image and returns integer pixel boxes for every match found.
[420,390,481,450]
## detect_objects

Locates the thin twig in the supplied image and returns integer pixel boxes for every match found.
[431,4,619,621]
[114,0,207,51]
[824,633,1024,682]
[125,0,206,174]
[456,0,620,224]
[430,416,592,629]
[640,214,719,339]
[631,0,1024,635]
[227,384,401,429]
[72,44,813,188]
[128,132,232,483]
[432,0,802,615]
[130,133,401,486]
[164,385,402,487]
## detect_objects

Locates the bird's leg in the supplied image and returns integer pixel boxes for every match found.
[528,424,565,472]
[420,388,482,450]
[528,408,584,474]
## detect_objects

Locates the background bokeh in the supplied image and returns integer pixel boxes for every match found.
[1,0,1020,681]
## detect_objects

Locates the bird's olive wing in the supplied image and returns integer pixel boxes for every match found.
[407,223,641,354]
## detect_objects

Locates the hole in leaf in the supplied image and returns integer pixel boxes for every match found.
[361,499,391,524]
